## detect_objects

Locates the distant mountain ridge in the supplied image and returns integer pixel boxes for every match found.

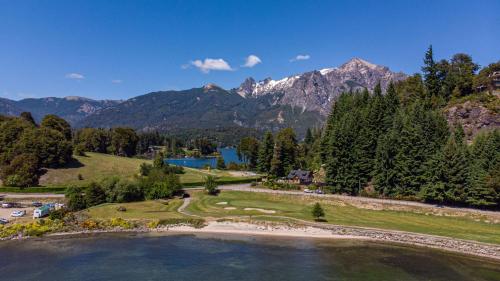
[0,58,407,135]
[0,96,121,125]
[234,58,407,115]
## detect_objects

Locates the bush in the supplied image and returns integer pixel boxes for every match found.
[81,219,99,229]
[48,209,68,220]
[158,218,205,228]
[216,156,226,170]
[84,182,107,206]
[204,175,218,195]
[145,173,182,200]
[140,163,153,176]
[108,218,133,229]
[73,143,86,156]
[0,153,40,187]
[312,202,325,221]
[65,186,87,211]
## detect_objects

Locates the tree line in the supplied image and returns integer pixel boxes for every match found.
[237,47,499,208]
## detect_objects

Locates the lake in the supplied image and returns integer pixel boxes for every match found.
[165,147,244,168]
[1,233,499,281]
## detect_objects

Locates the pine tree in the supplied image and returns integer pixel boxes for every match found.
[216,156,226,170]
[422,45,440,99]
[304,128,313,145]
[312,202,325,221]
[257,131,274,173]
[466,130,500,207]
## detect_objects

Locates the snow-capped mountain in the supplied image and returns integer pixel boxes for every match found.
[235,58,407,115]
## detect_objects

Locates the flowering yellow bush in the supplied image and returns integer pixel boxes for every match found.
[109,218,133,229]
[147,220,160,229]
[81,219,99,229]
[0,220,64,238]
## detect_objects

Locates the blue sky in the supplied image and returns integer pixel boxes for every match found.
[0,0,498,100]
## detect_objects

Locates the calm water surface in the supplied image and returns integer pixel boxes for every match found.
[0,233,499,281]
[166,148,244,168]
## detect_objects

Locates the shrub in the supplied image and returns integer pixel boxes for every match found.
[0,153,40,187]
[65,186,87,211]
[81,219,99,229]
[147,220,160,229]
[109,218,133,229]
[158,218,205,229]
[204,175,218,195]
[140,163,153,176]
[73,143,86,156]
[312,202,325,221]
[84,182,106,206]
[145,173,182,200]
[48,209,68,220]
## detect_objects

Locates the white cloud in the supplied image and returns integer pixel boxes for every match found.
[65,73,85,80]
[290,54,310,62]
[190,58,233,73]
[111,79,123,84]
[242,55,262,68]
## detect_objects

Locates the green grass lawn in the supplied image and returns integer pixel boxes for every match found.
[0,153,259,192]
[186,191,500,244]
[39,152,150,187]
[86,199,186,220]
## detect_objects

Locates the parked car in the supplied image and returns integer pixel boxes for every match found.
[32,202,43,207]
[11,210,26,217]
[303,188,313,193]
[1,202,13,208]
[0,218,9,225]
[315,189,324,194]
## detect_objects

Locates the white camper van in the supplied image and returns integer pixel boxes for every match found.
[33,205,50,218]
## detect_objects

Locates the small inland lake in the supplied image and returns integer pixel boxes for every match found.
[165,147,244,168]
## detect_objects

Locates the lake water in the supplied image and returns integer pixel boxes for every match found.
[1,233,499,281]
[166,147,244,168]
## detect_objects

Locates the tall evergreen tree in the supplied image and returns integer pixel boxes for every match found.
[422,45,440,99]
[257,131,274,173]
[270,128,297,177]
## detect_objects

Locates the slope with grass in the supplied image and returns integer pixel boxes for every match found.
[186,191,500,244]
[0,152,259,192]
[86,199,186,220]
[39,152,149,187]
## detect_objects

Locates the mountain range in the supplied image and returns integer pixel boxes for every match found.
[0,58,406,135]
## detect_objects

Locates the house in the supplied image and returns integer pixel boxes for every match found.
[286,169,313,185]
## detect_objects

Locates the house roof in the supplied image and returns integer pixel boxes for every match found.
[287,169,312,180]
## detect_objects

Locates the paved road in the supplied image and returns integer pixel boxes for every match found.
[0,193,65,199]
[2,183,498,217]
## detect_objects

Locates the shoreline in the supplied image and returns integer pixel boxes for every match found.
[6,220,500,262]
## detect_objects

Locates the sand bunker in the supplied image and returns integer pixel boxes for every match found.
[216,202,228,205]
[244,208,276,214]
[224,207,237,210]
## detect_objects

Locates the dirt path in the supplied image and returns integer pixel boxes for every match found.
[177,197,201,217]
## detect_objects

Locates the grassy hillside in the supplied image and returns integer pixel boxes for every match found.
[18,152,258,189]
[187,191,500,244]
[39,152,149,187]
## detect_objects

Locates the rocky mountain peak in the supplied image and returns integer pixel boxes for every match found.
[237,77,257,97]
[203,83,224,93]
[234,57,407,115]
